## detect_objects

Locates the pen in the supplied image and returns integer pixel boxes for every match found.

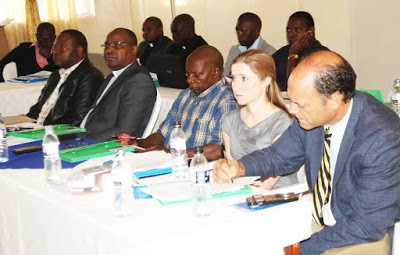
[222,143,233,184]
[111,135,141,140]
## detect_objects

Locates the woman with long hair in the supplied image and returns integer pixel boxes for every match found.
[222,49,298,189]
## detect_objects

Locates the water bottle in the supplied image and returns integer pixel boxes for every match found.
[169,120,188,178]
[112,149,133,216]
[190,146,212,216]
[0,113,8,162]
[43,125,61,182]
[391,79,400,117]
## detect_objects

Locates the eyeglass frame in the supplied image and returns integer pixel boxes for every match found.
[100,41,133,50]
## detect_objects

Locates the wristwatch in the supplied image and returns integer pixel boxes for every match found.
[288,54,299,60]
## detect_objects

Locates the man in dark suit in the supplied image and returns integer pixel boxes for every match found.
[80,28,156,142]
[0,22,58,82]
[137,16,173,72]
[27,29,103,126]
[167,14,208,60]
[213,51,400,254]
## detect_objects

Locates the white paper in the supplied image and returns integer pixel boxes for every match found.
[0,18,13,27]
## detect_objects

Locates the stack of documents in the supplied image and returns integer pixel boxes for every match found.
[8,70,51,83]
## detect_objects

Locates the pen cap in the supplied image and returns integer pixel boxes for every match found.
[193,146,203,154]
[173,120,182,128]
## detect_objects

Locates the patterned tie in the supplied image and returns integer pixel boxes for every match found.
[311,128,332,226]
[37,70,70,125]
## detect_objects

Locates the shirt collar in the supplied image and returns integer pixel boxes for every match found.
[238,36,261,52]
[325,98,353,133]
[190,79,224,99]
[112,63,133,78]
[58,59,84,76]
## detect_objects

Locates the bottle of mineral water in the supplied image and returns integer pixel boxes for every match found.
[0,113,8,162]
[169,120,188,178]
[391,79,400,117]
[42,126,61,182]
[190,146,211,216]
[112,149,133,216]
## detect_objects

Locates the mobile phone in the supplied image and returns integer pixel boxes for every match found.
[246,193,298,207]
[12,145,42,154]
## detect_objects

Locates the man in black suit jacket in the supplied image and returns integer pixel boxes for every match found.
[137,16,173,72]
[27,29,103,126]
[0,22,58,82]
[80,28,156,142]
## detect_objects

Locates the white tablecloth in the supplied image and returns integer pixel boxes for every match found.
[0,81,46,116]
[0,169,312,255]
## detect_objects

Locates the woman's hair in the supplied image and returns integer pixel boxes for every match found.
[231,49,290,115]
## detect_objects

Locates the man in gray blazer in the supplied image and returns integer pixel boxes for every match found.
[213,51,400,254]
[223,12,276,76]
[81,28,156,142]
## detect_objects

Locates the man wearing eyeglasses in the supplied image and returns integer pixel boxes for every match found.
[0,22,59,82]
[80,28,156,142]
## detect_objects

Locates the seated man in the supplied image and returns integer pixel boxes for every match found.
[27,29,104,126]
[0,22,58,82]
[120,45,237,160]
[223,12,276,76]
[167,14,208,60]
[273,11,328,91]
[213,51,400,254]
[81,28,156,142]
[137,16,173,72]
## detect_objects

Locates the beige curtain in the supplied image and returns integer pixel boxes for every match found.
[37,0,78,34]
[1,0,27,51]
[25,0,41,42]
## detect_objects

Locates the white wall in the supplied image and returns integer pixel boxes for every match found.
[77,0,400,98]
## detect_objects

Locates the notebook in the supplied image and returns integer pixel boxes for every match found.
[149,54,188,89]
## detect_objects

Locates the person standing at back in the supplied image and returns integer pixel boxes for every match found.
[223,12,276,76]
[137,16,173,72]
[81,28,156,142]
[26,29,103,126]
[273,11,328,91]
[0,22,58,82]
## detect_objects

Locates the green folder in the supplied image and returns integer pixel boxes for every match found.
[359,89,384,103]
[158,185,253,206]
[7,124,86,140]
[60,141,135,163]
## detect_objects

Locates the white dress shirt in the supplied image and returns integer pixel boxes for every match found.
[322,99,353,226]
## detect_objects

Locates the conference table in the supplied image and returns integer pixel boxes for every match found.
[0,81,182,133]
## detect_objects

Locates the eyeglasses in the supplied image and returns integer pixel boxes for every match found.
[101,41,132,50]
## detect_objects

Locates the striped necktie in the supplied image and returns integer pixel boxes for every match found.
[312,128,332,226]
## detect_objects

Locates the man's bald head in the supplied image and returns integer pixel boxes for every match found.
[290,50,356,102]
[185,45,223,94]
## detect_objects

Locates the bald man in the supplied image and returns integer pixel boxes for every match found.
[137,16,173,71]
[120,45,237,160]
[213,51,400,254]
[167,14,208,60]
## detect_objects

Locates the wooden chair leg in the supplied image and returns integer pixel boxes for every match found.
[284,242,301,255]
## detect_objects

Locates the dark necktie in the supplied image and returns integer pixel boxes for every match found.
[312,128,332,226]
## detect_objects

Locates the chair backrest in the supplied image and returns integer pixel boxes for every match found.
[393,221,400,255]
[141,89,161,138]
[3,61,17,81]
[87,53,112,78]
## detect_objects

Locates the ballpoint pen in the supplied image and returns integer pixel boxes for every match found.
[112,135,141,140]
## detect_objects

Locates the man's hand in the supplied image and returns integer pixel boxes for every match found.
[39,46,52,59]
[289,30,314,55]
[212,159,245,183]
[117,132,137,146]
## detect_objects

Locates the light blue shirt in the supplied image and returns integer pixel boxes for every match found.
[238,36,261,52]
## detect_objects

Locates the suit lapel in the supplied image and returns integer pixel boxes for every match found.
[310,127,325,188]
[332,93,362,186]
